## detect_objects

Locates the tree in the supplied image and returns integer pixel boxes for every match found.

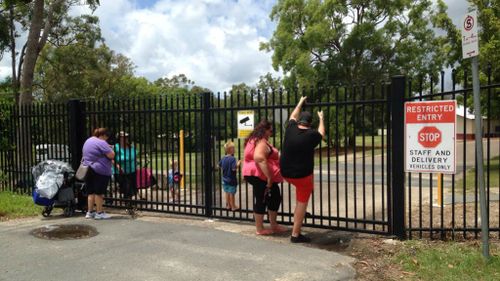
[261,0,454,88]
[256,72,283,92]
[35,43,139,101]
[154,74,195,90]
[1,0,99,106]
[0,0,33,102]
[1,0,99,170]
[433,0,499,118]
[261,0,461,146]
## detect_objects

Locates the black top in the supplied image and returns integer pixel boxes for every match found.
[280,120,322,178]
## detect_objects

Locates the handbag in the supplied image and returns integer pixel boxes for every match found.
[75,160,90,181]
[136,168,157,189]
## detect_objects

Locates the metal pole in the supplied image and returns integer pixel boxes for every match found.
[471,56,489,259]
[202,92,213,217]
[437,173,443,206]
[179,129,185,189]
[390,75,406,239]
[68,100,86,171]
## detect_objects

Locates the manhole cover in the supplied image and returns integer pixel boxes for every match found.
[31,224,98,240]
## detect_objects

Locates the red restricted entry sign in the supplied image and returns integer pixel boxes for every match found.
[405,100,456,174]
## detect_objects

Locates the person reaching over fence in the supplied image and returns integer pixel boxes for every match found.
[113,131,138,213]
[280,96,325,243]
[219,140,241,211]
[82,128,115,220]
[242,120,288,235]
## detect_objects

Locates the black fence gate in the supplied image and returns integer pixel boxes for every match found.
[1,74,498,240]
[206,83,393,236]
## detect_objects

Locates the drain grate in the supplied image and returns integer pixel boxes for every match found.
[31,224,98,240]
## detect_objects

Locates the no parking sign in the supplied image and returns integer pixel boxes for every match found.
[405,100,456,174]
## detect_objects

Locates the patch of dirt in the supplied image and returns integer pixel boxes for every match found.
[332,235,406,281]
[408,201,500,240]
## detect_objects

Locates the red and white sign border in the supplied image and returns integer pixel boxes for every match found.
[404,100,457,174]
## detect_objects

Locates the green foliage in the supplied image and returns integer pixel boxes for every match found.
[256,73,283,91]
[395,240,500,281]
[262,0,454,88]
[0,78,15,103]
[154,74,195,90]
[433,0,500,118]
[455,156,499,193]
[0,102,14,151]
[0,11,9,59]
[0,191,43,220]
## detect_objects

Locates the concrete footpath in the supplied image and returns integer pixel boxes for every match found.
[0,214,356,281]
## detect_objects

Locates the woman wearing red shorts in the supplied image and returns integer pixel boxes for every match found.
[280,96,325,243]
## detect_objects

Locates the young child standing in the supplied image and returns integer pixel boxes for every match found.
[168,160,182,202]
[219,140,240,211]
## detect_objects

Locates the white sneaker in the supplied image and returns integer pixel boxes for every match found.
[94,212,111,220]
[85,211,95,219]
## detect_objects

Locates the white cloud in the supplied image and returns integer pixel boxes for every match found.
[84,0,280,91]
[3,0,470,92]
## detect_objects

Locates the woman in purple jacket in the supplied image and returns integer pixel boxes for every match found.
[82,128,115,220]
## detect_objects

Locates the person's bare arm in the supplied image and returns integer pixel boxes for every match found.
[106,151,115,159]
[253,140,273,187]
[289,96,307,121]
[317,110,325,138]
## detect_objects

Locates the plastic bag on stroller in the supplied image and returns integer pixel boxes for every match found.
[32,160,74,199]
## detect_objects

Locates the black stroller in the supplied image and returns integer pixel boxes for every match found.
[32,160,87,217]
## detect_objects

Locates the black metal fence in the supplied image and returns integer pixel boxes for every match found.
[0,74,498,240]
[405,69,500,240]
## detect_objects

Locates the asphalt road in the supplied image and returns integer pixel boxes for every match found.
[0,216,356,281]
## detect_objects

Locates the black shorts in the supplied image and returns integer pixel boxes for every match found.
[245,176,281,214]
[116,172,137,198]
[85,168,110,195]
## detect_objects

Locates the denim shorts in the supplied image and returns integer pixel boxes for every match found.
[222,183,237,194]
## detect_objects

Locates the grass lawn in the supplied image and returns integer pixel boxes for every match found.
[456,156,499,193]
[355,135,387,147]
[0,191,42,221]
[394,240,500,281]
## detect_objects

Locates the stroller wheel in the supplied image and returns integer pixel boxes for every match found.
[63,207,74,217]
[42,206,52,217]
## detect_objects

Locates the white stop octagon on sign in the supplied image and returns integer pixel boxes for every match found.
[418,126,442,148]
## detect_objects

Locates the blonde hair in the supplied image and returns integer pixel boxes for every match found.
[224,140,235,154]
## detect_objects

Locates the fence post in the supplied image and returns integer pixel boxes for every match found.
[68,100,86,171]
[390,75,406,239]
[202,92,213,217]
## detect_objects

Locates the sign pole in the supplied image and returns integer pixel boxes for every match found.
[461,9,488,259]
[471,56,489,259]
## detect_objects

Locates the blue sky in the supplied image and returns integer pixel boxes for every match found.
[0,0,469,92]
[134,0,158,9]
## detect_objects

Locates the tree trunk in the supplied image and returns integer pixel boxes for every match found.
[18,0,44,106]
[16,0,64,173]
[9,4,18,102]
